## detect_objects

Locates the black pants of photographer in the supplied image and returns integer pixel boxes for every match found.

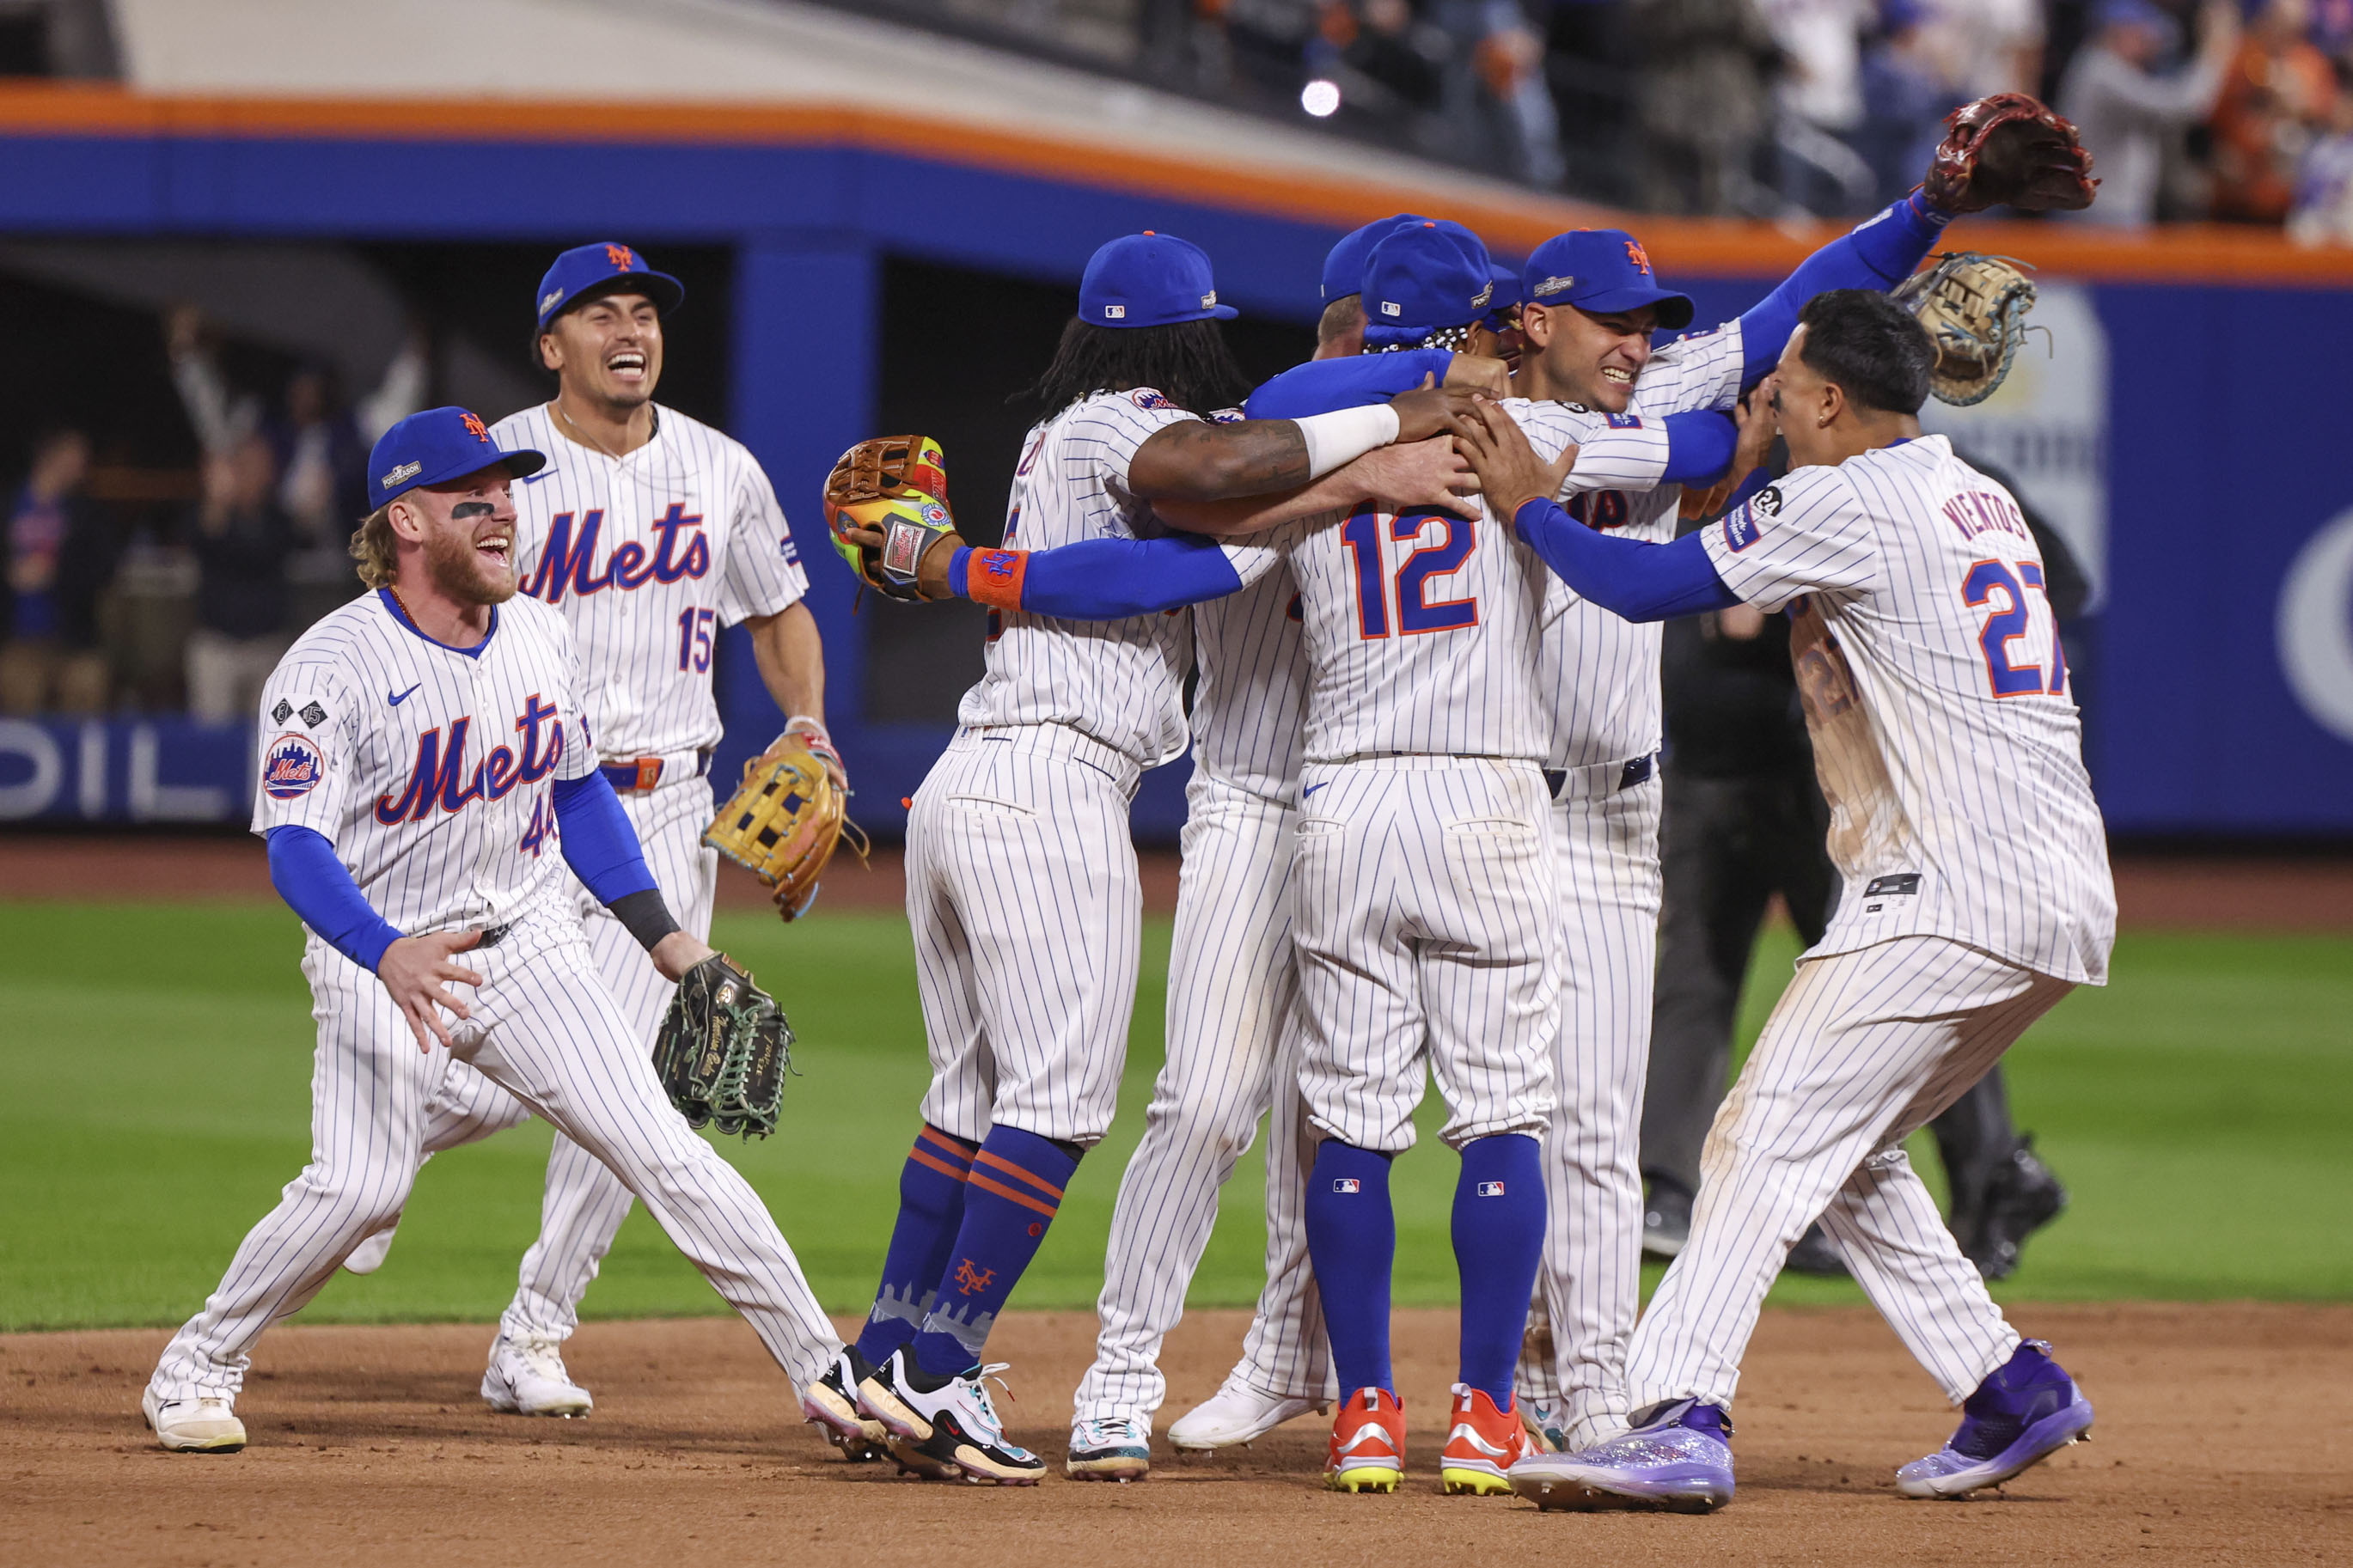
[1639,767,2068,1282]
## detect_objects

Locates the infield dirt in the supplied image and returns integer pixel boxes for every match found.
[6,1303,2346,1567]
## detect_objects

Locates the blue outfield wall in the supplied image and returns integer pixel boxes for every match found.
[0,126,2344,837]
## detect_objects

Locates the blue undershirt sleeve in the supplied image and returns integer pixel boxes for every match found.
[949,534,1245,619]
[1735,192,1949,384]
[1661,411,1739,485]
[266,824,405,973]
[1513,497,1741,621]
[552,769,660,906]
[1244,350,1455,418]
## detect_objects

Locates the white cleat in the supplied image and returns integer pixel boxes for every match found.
[481,1332,594,1418]
[143,1388,246,1453]
[343,1217,399,1275]
[1168,1380,1324,1451]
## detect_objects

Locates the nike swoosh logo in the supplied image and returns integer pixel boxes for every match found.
[1302,781,1329,797]
[388,684,421,706]
[519,471,553,485]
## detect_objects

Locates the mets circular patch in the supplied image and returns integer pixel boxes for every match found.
[262,733,326,799]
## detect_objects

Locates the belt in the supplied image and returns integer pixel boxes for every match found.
[474,921,515,949]
[1546,751,1659,802]
[600,748,713,794]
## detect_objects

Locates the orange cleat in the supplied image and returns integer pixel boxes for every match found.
[1441,1384,1536,1495]
[1324,1387,1407,1492]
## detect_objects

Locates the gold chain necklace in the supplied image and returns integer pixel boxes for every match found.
[553,400,643,461]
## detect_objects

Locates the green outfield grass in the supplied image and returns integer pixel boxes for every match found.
[0,900,2346,1332]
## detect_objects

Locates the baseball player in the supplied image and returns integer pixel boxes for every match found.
[142,407,853,1454]
[1469,290,2112,1510]
[836,232,1476,1486]
[344,243,840,1425]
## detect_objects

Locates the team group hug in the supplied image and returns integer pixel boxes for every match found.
[144,93,2118,1515]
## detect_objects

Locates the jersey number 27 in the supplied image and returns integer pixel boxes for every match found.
[1341,507,1478,638]
[1963,558,2067,698]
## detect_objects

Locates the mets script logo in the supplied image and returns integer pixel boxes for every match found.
[262,734,323,799]
[606,243,636,271]
[1624,239,1653,275]
[461,411,490,443]
[952,1258,996,1296]
[374,694,564,825]
[521,504,711,604]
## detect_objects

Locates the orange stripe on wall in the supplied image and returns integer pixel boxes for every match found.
[2,84,2349,284]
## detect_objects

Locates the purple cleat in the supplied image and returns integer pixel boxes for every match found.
[1897,1340,2093,1499]
[1507,1398,1733,1513]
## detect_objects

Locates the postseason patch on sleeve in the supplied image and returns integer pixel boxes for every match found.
[1604,412,1643,429]
[261,732,326,799]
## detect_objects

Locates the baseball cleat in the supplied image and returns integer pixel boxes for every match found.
[1167,1379,1324,1450]
[1066,1414,1152,1481]
[143,1388,246,1454]
[342,1215,400,1275]
[857,1350,1045,1486]
[1440,1385,1535,1495]
[1967,1138,2069,1283]
[1508,1397,1734,1513]
[1323,1387,1406,1493]
[1519,1396,1572,1453]
[802,1345,887,1461]
[480,1331,593,1418]
[1897,1340,2093,1499]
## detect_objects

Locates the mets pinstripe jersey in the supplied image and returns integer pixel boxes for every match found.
[1189,565,1310,806]
[1700,435,2115,983]
[491,404,807,761]
[1217,412,1674,764]
[251,589,596,934]
[958,388,1203,767]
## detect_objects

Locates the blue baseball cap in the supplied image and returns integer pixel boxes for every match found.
[369,406,546,502]
[1079,232,1238,329]
[1484,260,1522,326]
[1321,213,1429,302]
[535,241,684,332]
[1361,221,1498,347]
[1520,229,1695,332]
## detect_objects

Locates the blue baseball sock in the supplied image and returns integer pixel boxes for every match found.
[1305,1139,1397,1395]
[855,1125,975,1366]
[909,1125,1081,1378]
[1452,1133,1545,1405]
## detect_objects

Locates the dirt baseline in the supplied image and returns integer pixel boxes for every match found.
[6,1304,2346,1567]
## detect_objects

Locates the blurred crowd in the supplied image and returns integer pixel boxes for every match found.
[1144,0,2353,233]
[0,308,424,720]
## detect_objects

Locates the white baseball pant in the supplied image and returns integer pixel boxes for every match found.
[150,900,840,1406]
[1523,763,1663,1449]
[1626,935,2074,1411]
[478,778,719,1342]
[1290,756,1559,1154]
[907,725,1142,1148]
[1073,773,1331,1426]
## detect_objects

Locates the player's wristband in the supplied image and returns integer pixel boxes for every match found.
[1293,404,1402,480]
[609,888,681,955]
[955,546,1030,613]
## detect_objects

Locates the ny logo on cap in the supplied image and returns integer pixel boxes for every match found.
[461,412,490,442]
[606,243,637,271]
[1623,239,1653,275]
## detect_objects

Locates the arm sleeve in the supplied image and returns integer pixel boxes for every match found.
[1513,500,1741,622]
[716,455,810,625]
[1735,192,1949,384]
[949,531,1250,619]
[551,769,661,906]
[1662,412,1739,485]
[1244,351,1455,418]
[1697,467,1882,613]
[266,823,404,973]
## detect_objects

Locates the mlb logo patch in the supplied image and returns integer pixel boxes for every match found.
[262,734,324,799]
[1332,1178,1361,1194]
[1476,1181,1507,1198]
[1103,303,1127,319]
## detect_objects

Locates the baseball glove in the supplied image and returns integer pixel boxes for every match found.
[825,434,956,601]
[653,953,794,1139]
[1894,253,2040,407]
[1922,93,2097,214]
[703,729,869,922]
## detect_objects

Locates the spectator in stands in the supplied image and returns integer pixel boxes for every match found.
[2289,63,2353,240]
[2059,0,2240,227]
[182,431,304,723]
[1919,0,2045,99]
[1631,0,1781,213]
[2209,0,2338,223]
[1762,0,1879,212]
[0,428,114,716]
[1545,0,1639,201]
[1444,0,1566,186]
[1856,0,1965,206]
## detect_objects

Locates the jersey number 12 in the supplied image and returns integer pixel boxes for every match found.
[1341,507,1478,639]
